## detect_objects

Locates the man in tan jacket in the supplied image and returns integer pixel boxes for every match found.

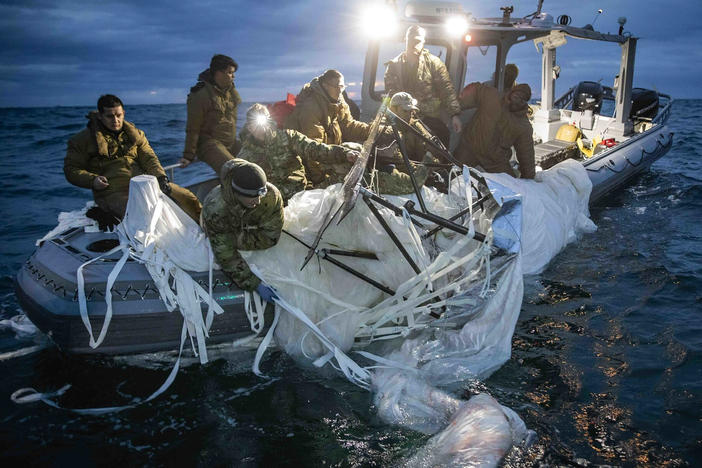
[454,82,535,179]
[286,69,371,186]
[384,25,462,147]
[64,94,201,223]
[179,54,241,175]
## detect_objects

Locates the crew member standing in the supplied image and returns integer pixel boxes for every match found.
[384,25,462,147]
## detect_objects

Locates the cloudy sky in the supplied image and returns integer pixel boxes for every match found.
[1,0,700,108]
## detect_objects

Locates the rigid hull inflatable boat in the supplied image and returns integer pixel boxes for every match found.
[359,1,674,205]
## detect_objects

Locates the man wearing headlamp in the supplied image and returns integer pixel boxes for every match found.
[237,104,359,202]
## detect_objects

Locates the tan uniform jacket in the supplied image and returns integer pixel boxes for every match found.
[455,83,535,179]
[64,114,202,220]
[184,69,242,162]
[384,49,461,119]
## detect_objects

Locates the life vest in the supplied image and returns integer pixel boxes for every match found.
[267,93,296,129]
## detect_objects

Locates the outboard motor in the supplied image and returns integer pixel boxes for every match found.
[572,81,604,113]
[630,88,659,120]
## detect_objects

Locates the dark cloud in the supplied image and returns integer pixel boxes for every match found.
[0,0,700,107]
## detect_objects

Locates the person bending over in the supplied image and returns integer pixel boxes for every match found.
[201,159,283,301]
[454,82,535,179]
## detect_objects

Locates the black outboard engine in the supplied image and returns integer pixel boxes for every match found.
[630,88,659,120]
[572,81,604,113]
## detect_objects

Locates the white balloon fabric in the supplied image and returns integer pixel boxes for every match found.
[482,159,597,274]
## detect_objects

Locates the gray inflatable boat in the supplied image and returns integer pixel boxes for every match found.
[15,177,266,355]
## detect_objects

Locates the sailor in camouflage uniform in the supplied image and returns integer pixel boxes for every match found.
[201,159,283,298]
[64,94,202,223]
[371,92,439,195]
[238,104,359,202]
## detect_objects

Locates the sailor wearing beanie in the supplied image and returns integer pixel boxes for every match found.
[201,159,283,301]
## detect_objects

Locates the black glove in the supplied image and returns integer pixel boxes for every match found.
[86,206,121,232]
[157,175,172,196]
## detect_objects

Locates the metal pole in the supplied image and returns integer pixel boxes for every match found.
[390,120,427,213]
[363,196,422,275]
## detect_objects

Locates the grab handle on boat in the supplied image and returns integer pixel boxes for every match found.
[162,163,181,181]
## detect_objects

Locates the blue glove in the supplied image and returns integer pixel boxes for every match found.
[255,282,278,302]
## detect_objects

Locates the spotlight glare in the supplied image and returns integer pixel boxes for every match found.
[445,15,469,38]
[360,4,398,39]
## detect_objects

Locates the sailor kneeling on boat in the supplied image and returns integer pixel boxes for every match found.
[64,94,202,224]
[201,159,283,301]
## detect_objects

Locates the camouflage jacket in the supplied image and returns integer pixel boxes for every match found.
[285,76,370,146]
[455,83,535,179]
[384,49,461,119]
[237,128,348,201]
[64,114,166,202]
[184,69,242,160]
[370,116,441,195]
[201,159,284,291]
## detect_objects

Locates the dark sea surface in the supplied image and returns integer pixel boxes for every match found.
[0,101,700,466]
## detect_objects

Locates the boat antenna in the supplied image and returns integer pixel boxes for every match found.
[524,0,544,21]
[591,8,603,26]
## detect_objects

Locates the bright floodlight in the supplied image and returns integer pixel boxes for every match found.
[444,15,469,38]
[361,4,397,39]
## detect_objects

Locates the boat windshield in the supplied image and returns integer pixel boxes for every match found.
[464,45,498,87]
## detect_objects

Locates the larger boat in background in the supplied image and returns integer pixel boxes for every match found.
[360,1,673,204]
[15,0,674,355]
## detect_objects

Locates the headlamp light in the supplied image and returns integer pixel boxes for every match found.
[254,113,269,128]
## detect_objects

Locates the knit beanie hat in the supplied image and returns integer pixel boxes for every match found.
[210,54,238,72]
[507,83,531,112]
[230,161,267,197]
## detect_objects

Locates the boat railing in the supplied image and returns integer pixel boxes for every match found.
[554,86,576,109]
[163,163,181,181]
[652,93,672,125]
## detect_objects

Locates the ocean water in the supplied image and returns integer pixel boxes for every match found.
[0,101,700,466]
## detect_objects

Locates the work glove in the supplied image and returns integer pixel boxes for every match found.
[157,175,172,196]
[255,282,279,303]
[86,206,121,232]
